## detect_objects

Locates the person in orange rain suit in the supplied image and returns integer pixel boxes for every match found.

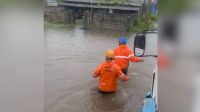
[93,49,129,93]
[114,37,143,75]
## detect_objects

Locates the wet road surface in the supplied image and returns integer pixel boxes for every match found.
[45,25,156,112]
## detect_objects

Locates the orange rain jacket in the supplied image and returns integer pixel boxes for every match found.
[93,61,129,92]
[158,49,170,69]
[114,45,141,70]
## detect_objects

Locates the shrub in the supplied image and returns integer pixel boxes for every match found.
[129,14,157,33]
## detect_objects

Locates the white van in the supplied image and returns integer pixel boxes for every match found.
[133,30,158,112]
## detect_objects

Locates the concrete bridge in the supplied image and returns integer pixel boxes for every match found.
[44,0,142,31]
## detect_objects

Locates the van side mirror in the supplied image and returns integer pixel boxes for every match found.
[134,33,146,57]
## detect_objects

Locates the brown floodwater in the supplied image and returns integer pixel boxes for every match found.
[45,25,156,112]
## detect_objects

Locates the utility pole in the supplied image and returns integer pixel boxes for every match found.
[142,0,146,17]
[144,0,152,30]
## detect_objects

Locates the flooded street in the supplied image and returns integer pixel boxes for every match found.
[45,25,156,112]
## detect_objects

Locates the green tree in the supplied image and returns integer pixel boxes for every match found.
[129,14,157,32]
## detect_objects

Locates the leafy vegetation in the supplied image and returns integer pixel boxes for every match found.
[44,21,65,27]
[129,14,157,33]
[96,0,157,33]
[158,0,190,15]
[97,0,125,5]
[44,20,75,27]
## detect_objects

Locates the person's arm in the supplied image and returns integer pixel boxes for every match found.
[93,64,102,78]
[128,50,143,62]
[118,73,129,81]
[116,66,129,81]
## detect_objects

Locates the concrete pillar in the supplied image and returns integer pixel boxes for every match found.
[83,10,90,27]
[64,8,75,24]
[83,10,88,27]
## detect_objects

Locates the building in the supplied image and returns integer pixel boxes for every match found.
[44,0,143,31]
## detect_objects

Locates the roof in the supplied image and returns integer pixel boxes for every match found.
[64,0,97,3]
[61,2,141,11]
[62,0,142,10]
[45,0,58,6]
[63,0,142,6]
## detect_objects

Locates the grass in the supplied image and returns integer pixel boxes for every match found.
[44,19,84,28]
[44,21,66,27]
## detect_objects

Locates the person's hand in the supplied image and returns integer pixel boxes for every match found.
[93,74,98,78]
[122,76,129,81]
[140,58,144,62]
[125,76,129,80]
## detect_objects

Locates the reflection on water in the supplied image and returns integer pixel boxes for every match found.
[45,25,156,112]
